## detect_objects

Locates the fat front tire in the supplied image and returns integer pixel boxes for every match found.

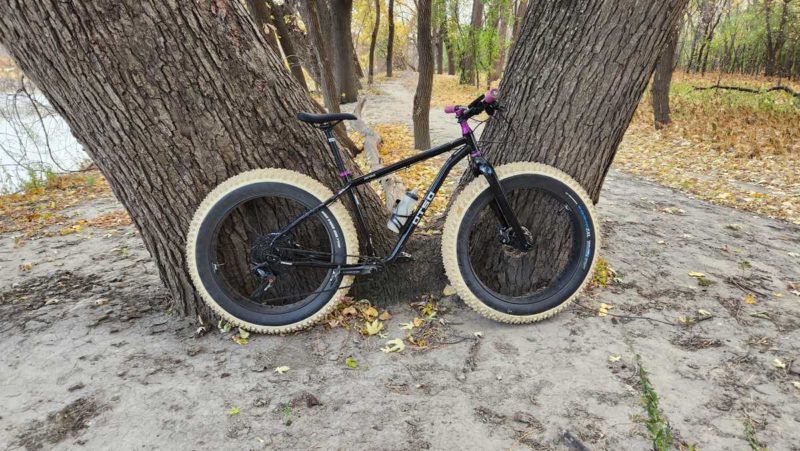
[442,162,599,324]
[186,168,359,334]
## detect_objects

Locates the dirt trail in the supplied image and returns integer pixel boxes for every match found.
[1,74,799,450]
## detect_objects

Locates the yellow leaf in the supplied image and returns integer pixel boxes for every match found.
[608,355,621,362]
[378,310,392,321]
[399,322,415,330]
[381,338,406,353]
[363,319,384,336]
[598,303,612,317]
[773,292,784,298]
[345,357,357,369]
[412,317,424,327]
[362,306,379,321]
[773,359,786,369]
[688,272,705,278]
[792,381,800,390]
[274,366,290,374]
[227,407,240,416]
[744,293,757,305]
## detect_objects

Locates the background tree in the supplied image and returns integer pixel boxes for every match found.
[652,25,681,129]
[267,0,309,91]
[329,0,360,103]
[368,0,381,84]
[459,0,484,85]
[302,0,341,112]
[414,0,434,149]
[387,0,395,76]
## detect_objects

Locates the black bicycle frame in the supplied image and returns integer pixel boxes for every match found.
[271,123,527,275]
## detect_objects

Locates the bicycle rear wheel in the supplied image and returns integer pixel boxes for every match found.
[442,162,599,323]
[186,168,358,333]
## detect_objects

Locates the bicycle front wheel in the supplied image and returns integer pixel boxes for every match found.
[442,162,599,323]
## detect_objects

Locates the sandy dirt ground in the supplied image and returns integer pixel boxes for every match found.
[1,74,799,450]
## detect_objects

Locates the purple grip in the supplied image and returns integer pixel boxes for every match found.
[484,88,498,104]
[444,105,457,114]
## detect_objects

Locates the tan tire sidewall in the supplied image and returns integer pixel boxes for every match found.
[186,168,359,334]
[442,162,600,323]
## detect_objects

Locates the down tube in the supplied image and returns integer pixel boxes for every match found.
[384,145,471,262]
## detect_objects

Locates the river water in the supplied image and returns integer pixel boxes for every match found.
[0,88,87,193]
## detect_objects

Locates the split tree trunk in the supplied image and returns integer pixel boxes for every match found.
[386,0,395,77]
[652,26,679,129]
[413,0,434,150]
[368,0,380,85]
[0,0,690,320]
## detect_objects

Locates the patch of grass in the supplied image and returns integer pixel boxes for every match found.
[280,405,293,426]
[744,418,766,451]
[635,354,674,451]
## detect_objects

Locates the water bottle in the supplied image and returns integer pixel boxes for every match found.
[387,189,419,233]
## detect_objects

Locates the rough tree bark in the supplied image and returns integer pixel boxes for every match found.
[413,0,434,149]
[446,0,459,75]
[652,25,680,129]
[267,0,308,91]
[386,0,395,77]
[0,0,689,320]
[368,0,380,84]
[303,0,340,112]
[764,0,791,77]
[329,0,359,103]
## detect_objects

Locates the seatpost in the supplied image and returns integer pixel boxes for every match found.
[322,126,350,184]
[321,124,377,256]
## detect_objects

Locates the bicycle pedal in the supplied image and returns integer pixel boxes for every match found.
[396,252,414,263]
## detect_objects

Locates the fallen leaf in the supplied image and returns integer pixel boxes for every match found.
[45,298,60,305]
[238,328,250,339]
[381,338,406,353]
[697,309,713,318]
[608,355,621,362]
[792,381,800,390]
[773,359,786,369]
[744,293,757,305]
[473,331,483,338]
[232,334,248,345]
[688,272,706,278]
[773,292,784,298]
[598,303,612,317]
[19,262,33,271]
[274,366,290,374]
[442,285,457,296]
[399,322,415,330]
[345,357,357,369]
[227,407,240,416]
[361,305,379,321]
[378,310,392,321]
[363,319,384,336]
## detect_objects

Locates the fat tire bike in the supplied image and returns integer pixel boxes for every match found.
[186,90,599,333]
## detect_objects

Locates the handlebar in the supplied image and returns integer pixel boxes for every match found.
[444,88,502,120]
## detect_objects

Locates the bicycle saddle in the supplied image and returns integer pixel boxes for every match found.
[297,112,357,124]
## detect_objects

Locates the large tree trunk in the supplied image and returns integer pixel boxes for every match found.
[329,0,359,103]
[303,0,340,112]
[368,0,380,85]
[652,26,680,129]
[267,0,308,91]
[445,0,459,76]
[386,0,395,77]
[474,0,688,203]
[413,0,434,150]
[459,0,483,85]
[0,0,395,317]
